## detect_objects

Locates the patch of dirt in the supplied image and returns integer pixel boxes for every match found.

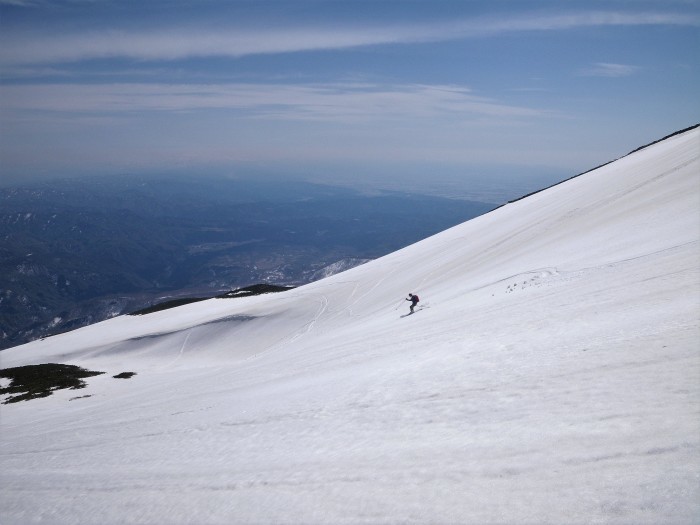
[0,363,105,404]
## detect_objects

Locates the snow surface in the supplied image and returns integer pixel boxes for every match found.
[1,128,699,524]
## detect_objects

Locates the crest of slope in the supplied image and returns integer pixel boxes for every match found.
[1,126,698,524]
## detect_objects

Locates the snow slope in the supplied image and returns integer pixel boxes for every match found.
[1,127,699,524]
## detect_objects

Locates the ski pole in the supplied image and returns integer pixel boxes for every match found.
[394,298,405,310]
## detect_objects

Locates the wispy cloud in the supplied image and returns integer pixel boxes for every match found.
[0,82,546,122]
[1,11,698,66]
[578,62,641,77]
[0,0,39,6]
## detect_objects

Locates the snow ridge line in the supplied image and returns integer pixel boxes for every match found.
[489,123,699,212]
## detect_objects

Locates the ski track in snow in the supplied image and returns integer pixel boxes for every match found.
[167,329,192,367]
[1,127,699,524]
[288,293,329,342]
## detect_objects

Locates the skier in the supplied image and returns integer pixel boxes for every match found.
[406,293,419,314]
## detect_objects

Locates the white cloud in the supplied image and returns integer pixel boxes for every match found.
[0,81,557,175]
[0,11,698,65]
[0,82,546,122]
[0,0,39,5]
[578,62,641,77]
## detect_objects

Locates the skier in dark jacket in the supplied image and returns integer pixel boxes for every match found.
[406,293,419,313]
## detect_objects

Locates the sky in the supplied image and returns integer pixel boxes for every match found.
[1,0,698,195]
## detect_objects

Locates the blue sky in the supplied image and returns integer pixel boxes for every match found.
[1,0,698,196]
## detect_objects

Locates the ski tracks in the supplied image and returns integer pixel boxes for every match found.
[463,267,560,298]
[172,330,192,364]
[288,293,329,343]
[499,267,560,295]
[279,273,391,346]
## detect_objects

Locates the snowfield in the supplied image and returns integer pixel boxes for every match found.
[1,127,699,524]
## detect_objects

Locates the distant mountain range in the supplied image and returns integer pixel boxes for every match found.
[1,176,494,349]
